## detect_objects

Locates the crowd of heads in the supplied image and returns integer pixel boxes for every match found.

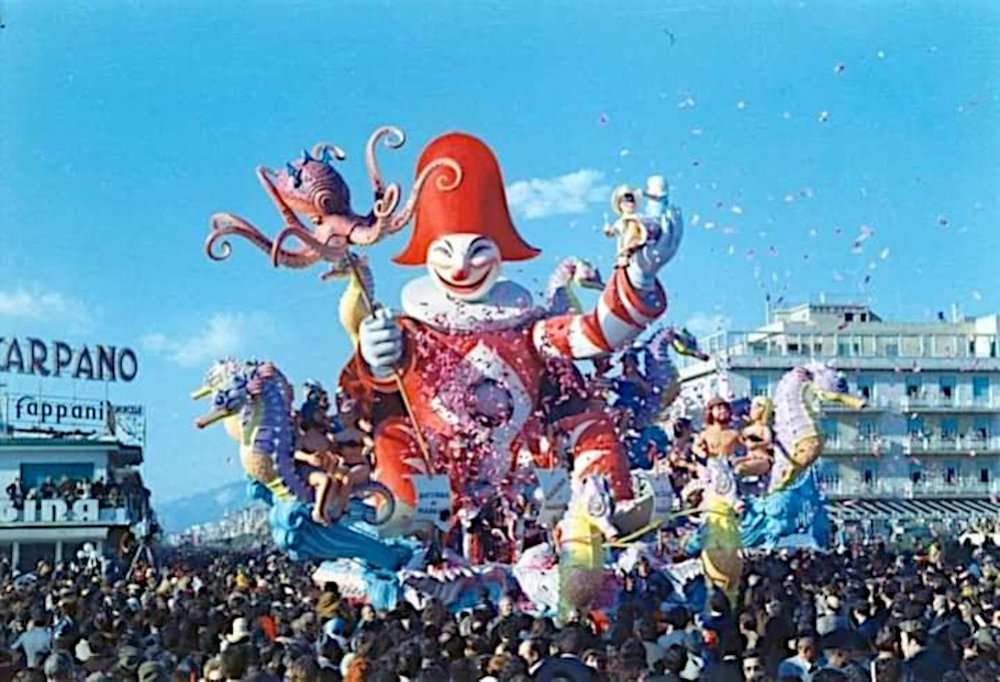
[0,532,998,680]
[3,476,143,510]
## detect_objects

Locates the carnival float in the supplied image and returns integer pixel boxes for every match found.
[193,126,866,615]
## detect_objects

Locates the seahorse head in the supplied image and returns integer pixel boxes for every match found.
[193,358,254,429]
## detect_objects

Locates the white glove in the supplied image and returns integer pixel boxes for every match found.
[358,308,403,378]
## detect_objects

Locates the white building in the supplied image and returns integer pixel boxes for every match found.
[0,392,153,570]
[678,301,1000,531]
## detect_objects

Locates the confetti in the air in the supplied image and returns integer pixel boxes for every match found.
[691,128,704,136]
[704,222,716,230]
[972,290,983,301]
[818,111,830,123]
[876,50,886,59]
[879,247,890,260]
[731,205,744,215]
[833,62,846,74]
[736,100,749,110]
[599,113,610,125]
[937,215,949,227]
[619,148,630,157]
[784,194,795,203]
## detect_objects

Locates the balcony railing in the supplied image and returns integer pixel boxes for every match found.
[900,396,997,411]
[903,436,1000,453]
[687,330,999,363]
[822,480,1000,498]
[824,437,884,453]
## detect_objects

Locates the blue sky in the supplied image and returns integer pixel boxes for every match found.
[1,1,998,503]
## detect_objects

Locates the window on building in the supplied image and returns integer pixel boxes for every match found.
[845,312,854,322]
[941,418,958,442]
[907,416,925,437]
[981,468,991,484]
[18,543,56,572]
[860,313,868,322]
[856,375,874,401]
[939,377,955,404]
[910,469,923,484]
[749,375,769,398]
[973,418,990,442]
[885,342,899,357]
[858,418,877,441]
[906,378,921,399]
[863,469,874,486]
[821,418,838,445]
[946,467,957,484]
[837,341,850,357]
[20,463,96,490]
[973,376,990,406]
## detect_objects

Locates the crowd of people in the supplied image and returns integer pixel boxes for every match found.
[3,476,140,511]
[1,533,1000,681]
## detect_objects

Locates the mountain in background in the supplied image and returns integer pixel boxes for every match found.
[154,479,256,533]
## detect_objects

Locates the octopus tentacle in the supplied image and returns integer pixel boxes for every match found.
[271,224,349,268]
[365,125,405,195]
[386,157,463,233]
[310,142,348,164]
[206,213,275,262]
[206,214,322,269]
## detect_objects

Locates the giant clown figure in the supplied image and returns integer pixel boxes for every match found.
[355,132,683,536]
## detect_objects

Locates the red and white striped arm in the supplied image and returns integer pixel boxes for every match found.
[532,266,666,360]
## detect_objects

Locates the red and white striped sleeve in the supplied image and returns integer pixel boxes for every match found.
[532,266,666,360]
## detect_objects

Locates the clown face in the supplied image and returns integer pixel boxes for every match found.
[426,233,502,301]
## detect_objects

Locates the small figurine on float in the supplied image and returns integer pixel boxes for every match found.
[293,381,373,525]
[293,382,343,524]
[603,175,674,267]
[692,397,744,463]
[735,396,775,478]
[605,186,648,267]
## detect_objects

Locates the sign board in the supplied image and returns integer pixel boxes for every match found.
[0,337,138,383]
[2,394,145,447]
[0,498,100,525]
[533,468,571,527]
[410,474,452,530]
[647,475,676,522]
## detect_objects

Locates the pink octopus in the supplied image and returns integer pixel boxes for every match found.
[206,125,462,278]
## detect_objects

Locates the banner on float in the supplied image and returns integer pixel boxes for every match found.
[410,474,452,530]
[533,469,571,527]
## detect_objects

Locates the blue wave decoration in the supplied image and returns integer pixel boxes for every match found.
[740,469,830,550]
[267,495,412,571]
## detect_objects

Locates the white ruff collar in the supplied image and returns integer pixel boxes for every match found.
[400,276,539,331]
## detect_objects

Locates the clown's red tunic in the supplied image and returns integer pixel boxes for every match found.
[356,267,666,513]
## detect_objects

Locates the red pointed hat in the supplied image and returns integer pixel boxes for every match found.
[393,132,540,265]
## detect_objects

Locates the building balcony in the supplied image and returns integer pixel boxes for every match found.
[823,437,885,455]
[902,436,1000,455]
[686,330,1000,365]
[899,396,998,413]
[822,479,1000,499]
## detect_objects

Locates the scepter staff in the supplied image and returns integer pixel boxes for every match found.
[343,251,434,471]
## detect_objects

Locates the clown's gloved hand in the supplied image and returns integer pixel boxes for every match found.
[359,308,403,379]
[626,204,684,292]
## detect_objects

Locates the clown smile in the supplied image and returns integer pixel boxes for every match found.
[436,267,495,294]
